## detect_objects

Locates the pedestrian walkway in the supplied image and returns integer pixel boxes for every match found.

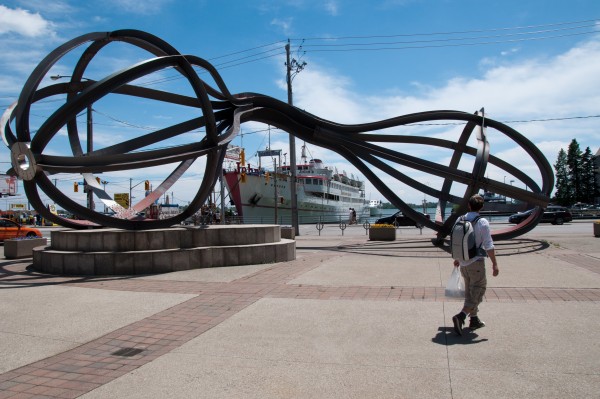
[1,223,599,398]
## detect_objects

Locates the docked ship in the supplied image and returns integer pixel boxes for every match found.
[223,146,369,224]
[481,191,528,213]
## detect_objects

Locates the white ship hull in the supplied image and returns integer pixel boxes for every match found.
[224,160,368,224]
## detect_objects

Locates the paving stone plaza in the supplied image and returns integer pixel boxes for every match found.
[1,221,599,398]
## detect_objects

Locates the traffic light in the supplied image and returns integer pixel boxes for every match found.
[265,172,270,183]
[240,172,246,183]
[74,182,78,192]
[144,180,150,190]
[240,149,245,165]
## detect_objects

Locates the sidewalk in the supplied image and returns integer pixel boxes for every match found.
[1,223,599,398]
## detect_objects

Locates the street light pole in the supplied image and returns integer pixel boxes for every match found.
[102,180,108,213]
[50,75,94,211]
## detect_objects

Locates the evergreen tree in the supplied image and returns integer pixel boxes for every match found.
[553,148,571,206]
[566,139,584,203]
[581,147,595,203]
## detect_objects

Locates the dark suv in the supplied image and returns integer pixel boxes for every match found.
[375,211,430,228]
[508,206,572,225]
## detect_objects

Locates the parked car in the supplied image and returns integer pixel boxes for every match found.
[0,218,42,241]
[508,206,572,225]
[375,211,430,228]
[543,206,573,224]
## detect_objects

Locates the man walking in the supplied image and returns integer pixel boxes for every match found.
[452,194,499,335]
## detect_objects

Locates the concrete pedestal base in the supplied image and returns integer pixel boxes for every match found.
[5,238,48,259]
[33,225,295,275]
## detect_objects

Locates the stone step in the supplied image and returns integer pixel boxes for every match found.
[33,239,295,275]
[50,225,282,252]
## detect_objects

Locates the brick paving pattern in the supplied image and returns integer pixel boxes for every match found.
[1,247,599,398]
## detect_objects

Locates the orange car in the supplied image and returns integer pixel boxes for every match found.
[0,218,42,241]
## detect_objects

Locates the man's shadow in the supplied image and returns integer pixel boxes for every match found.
[432,327,488,345]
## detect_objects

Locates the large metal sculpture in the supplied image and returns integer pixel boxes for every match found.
[1,30,553,241]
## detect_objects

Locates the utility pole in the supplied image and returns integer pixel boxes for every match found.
[273,157,278,224]
[285,39,306,235]
[129,178,133,208]
[86,104,93,211]
[219,168,225,224]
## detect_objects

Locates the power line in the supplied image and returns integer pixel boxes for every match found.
[405,114,600,126]
[291,18,600,41]
[206,39,287,62]
[302,30,596,53]
[135,51,284,88]
[505,114,600,123]
[297,23,596,49]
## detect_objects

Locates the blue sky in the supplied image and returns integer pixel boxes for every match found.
[1,0,599,210]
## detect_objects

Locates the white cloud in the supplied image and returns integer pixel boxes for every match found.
[324,0,339,16]
[271,18,294,36]
[287,66,365,123]
[500,47,520,56]
[0,5,52,37]
[107,0,174,15]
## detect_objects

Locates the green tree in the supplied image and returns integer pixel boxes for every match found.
[553,148,571,206]
[581,147,596,203]
[566,139,584,203]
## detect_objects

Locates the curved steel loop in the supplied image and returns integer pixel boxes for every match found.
[3,30,553,238]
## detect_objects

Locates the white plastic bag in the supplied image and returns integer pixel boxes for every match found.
[445,267,465,297]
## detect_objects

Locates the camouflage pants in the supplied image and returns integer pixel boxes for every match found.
[460,259,487,316]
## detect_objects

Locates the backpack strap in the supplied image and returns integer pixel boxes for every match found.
[469,215,487,257]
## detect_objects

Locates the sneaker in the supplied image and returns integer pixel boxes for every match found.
[452,313,465,336]
[469,316,486,330]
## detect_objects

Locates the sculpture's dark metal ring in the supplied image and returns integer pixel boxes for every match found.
[1,29,553,239]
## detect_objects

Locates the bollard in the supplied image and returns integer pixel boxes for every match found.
[363,221,371,235]
[316,221,324,236]
[339,222,347,236]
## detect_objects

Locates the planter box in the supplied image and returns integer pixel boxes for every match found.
[594,223,600,237]
[281,226,295,240]
[4,238,48,259]
[369,228,396,241]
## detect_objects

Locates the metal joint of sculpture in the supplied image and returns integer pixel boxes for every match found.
[1,30,554,241]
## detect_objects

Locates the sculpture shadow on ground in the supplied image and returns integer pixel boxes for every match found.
[300,238,551,258]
